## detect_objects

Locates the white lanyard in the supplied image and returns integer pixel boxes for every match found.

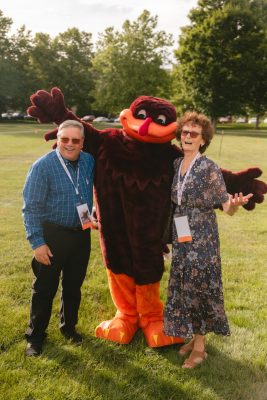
[177,152,200,206]
[56,149,80,195]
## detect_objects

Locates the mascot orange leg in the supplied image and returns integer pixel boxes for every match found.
[95,270,184,347]
[136,283,184,347]
[95,270,139,344]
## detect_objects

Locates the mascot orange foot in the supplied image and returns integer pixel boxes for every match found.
[136,283,184,347]
[95,317,139,345]
[141,321,182,348]
[95,269,139,344]
[95,270,184,347]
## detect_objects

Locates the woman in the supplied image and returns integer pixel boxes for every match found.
[163,112,252,369]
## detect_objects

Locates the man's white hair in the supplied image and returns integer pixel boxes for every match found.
[57,120,84,137]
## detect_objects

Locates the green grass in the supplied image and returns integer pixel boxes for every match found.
[217,122,267,130]
[0,123,266,400]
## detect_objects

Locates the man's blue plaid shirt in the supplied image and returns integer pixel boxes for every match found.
[22,150,95,249]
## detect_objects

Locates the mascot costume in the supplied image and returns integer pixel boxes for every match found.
[27,88,267,347]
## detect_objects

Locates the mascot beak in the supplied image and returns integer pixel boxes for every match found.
[138,117,152,136]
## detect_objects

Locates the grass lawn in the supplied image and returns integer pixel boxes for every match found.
[0,123,266,400]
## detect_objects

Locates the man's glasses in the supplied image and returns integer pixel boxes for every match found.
[181,129,201,139]
[59,137,82,144]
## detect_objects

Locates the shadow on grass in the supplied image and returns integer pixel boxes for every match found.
[2,330,266,400]
[37,332,267,400]
[159,342,267,400]
[43,332,193,400]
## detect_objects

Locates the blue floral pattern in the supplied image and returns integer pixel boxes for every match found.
[164,155,231,338]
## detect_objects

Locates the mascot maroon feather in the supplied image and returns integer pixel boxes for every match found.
[27,88,267,347]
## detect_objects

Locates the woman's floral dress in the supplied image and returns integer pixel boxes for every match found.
[164,155,231,338]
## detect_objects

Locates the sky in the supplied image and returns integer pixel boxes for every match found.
[1,0,198,49]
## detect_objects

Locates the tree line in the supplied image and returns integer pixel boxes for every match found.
[0,0,266,126]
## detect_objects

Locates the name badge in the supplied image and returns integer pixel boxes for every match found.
[174,215,192,243]
[76,203,94,230]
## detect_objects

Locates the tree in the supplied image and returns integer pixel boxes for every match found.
[244,0,267,127]
[11,25,35,112]
[170,65,194,117]
[53,28,94,115]
[172,0,267,125]
[0,10,35,115]
[29,32,56,89]
[92,10,173,115]
[0,10,16,114]
[30,28,94,116]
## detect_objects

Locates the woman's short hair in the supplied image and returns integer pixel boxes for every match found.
[57,120,84,138]
[176,111,214,154]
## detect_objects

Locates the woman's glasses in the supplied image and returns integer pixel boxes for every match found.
[59,137,82,144]
[181,129,201,139]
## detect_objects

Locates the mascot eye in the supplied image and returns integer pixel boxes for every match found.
[156,114,167,125]
[136,109,147,120]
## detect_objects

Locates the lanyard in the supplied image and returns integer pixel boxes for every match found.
[177,152,201,206]
[56,149,80,195]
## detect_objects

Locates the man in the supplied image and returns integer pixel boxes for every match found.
[22,120,94,356]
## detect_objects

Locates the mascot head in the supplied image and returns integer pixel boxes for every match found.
[119,96,177,144]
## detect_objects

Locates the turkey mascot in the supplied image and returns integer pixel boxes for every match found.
[27,88,267,347]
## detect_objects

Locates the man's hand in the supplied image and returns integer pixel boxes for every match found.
[90,206,99,230]
[34,244,53,266]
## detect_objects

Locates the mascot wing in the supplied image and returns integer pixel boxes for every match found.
[222,167,267,210]
[27,87,73,125]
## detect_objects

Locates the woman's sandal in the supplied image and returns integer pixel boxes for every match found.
[178,339,194,356]
[182,350,207,369]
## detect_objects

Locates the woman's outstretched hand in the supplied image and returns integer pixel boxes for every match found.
[223,192,254,215]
